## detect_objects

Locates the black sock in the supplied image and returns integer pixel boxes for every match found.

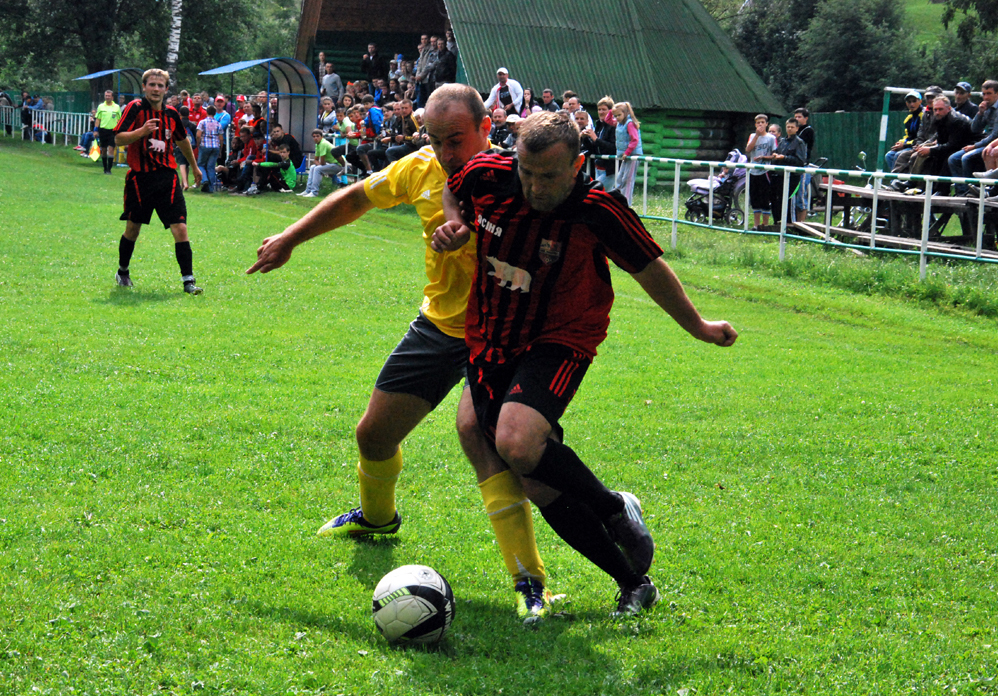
[175,241,194,279]
[118,236,135,272]
[101,156,108,172]
[539,494,641,586]
[525,439,624,521]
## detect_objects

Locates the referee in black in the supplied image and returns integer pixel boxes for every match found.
[113,69,203,295]
[95,90,122,174]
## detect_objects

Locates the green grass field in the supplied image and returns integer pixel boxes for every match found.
[2,138,998,695]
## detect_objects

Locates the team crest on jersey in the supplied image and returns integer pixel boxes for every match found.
[538,239,562,265]
[165,129,172,140]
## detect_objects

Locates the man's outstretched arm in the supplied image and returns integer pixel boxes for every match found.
[631,258,738,347]
[246,181,375,274]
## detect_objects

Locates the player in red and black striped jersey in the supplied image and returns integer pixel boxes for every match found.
[433,111,738,616]
[112,68,203,295]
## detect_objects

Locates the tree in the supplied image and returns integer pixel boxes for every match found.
[730,0,821,109]
[166,0,184,88]
[798,0,921,112]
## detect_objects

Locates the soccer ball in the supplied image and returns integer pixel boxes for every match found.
[372,564,455,645]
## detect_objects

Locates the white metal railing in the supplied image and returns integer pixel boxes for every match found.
[1,105,92,146]
[589,154,998,279]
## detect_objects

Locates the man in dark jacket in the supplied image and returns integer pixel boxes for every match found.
[767,118,807,225]
[432,38,456,91]
[361,43,390,83]
[916,96,975,187]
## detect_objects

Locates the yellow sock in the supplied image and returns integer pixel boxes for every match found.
[479,470,546,585]
[358,450,403,526]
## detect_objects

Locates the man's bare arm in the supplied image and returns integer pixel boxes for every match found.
[246,181,375,274]
[631,257,738,347]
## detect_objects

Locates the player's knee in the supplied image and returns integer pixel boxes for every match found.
[355,414,396,461]
[494,426,542,475]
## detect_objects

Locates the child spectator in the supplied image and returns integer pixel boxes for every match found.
[745,114,776,229]
[604,101,643,205]
[251,144,296,194]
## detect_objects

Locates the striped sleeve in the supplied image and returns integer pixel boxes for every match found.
[585,189,664,273]
[114,100,140,134]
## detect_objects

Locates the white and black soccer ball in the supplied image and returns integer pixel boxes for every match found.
[371,564,455,645]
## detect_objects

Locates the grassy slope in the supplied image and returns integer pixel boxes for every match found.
[1,139,997,695]
[906,0,950,45]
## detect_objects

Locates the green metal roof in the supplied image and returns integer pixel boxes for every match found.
[445,0,783,114]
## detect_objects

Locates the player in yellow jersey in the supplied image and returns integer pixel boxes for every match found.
[247,85,558,624]
[95,90,123,174]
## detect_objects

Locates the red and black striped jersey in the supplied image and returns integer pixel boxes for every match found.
[114,98,188,172]
[448,150,664,365]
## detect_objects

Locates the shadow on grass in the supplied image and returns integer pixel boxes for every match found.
[94,288,179,305]
[345,535,401,587]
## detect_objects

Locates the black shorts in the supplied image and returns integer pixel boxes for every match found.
[98,128,115,149]
[749,173,771,213]
[468,343,590,445]
[120,169,188,228]
[374,313,468,409]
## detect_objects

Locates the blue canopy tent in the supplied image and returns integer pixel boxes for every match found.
[73,68,144,103]
[199,58,319,154]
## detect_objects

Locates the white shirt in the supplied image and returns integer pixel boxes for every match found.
[484,79,523,113]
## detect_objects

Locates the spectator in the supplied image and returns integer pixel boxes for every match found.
[249,143,296,194]
[489,108,511,146]
[175,105,198,190]
[768,123,782,139]
[316,51,326,81]
[950,80,998,195]
[78,109,98,155]
[362,43,390,83]
[371,78,386,106]
[388,60,402,82]
[237,100,254,128]
[401,60,416,85]
[891,85,943,183]
[433,37,457,90]
[229,131,266,193]
[329,105,366,174]
[484,68,523,115]
[95,89,122,174]
[318,97,339,134]
[575,110,603,168]
[235,94,246,114]
[367,101,400,172]
[915,96,975,190]
[519,88,541,118]
[321,63,343,105]
[765,118,807,225]
[20,92,43,141]
[501,114,521,148]
[196,105,223,193]
[269,123,304,169]
[387,78,403,103]
[300,128,342,197]
[445,28,457,54]
[386,98,420,162]
[179,89,191,109]
[886,90,924,172]
[249,103,265,134]
[793,107,815,222]
[603,100,643,204]
[565,95,594,129]
[213,96,232,131]
[415,36,439,107]
[410,107,429,148]
[561,90,577,108]
[539,88,559,113]
[745,114,776,229]
[354,95,384,175]
[592,96,618,188]
[953,81,978,119]
[216,126,250,186]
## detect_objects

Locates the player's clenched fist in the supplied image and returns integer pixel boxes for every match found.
[430,221,471,253]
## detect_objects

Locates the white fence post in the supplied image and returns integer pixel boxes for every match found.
[779,169,790,261]
[671,161,681,250]
[642,158,648,217]
[919,183,933,281]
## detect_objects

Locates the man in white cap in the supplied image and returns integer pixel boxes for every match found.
[484,67,523,116]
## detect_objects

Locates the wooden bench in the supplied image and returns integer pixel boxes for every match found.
[816,181,998,250]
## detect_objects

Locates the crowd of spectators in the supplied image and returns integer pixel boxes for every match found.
[885,80,998,200]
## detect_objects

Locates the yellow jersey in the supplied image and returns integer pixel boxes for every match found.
[95,102,122,130]
[363,146,477,339]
